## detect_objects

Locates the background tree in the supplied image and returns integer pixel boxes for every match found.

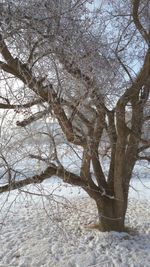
[0,0,150,232]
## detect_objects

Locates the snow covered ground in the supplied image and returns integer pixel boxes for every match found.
[0,178,150,267]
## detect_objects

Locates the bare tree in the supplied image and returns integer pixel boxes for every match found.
[0,0,150,231]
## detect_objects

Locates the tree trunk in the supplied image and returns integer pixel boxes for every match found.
[96,197,127,232]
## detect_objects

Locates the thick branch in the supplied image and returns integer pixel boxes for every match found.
[50,90,86,146]
[16,108,51,127]
[133,0,150,45]
[89,111,108,189]
[138,144,150,153]
[0,165,56,193]
[29,154,50,163]
[0,164,87,194]
[107,110,117,192]
[80,146,99,191]
[0,61,25,81]
[80,147,91,181]
[0,98,44,109]
[0,37,85,146]
[0,34,15,63]
[115,53,133,82]
[63,100,92,127]
[116,48,150,111]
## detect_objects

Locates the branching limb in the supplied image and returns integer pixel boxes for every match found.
[0,98,44,109]
[29,154,51,163]
[107,110,117,193]
[0,164,87,194]
[63,100,92,127]
[29,152,62,166]
[50,90,86,146]
[89,111,108,190]
[0,36,85,146]
[80,146,98,190]
[0,34,15,63]
[138,144,150,153]
[133,0,150,45]
[27,38,43,64]
[16,108,51,127]
[0,165,56,193]
[115,53,133,82]
[0,60,25,81]
[0,96,10,104]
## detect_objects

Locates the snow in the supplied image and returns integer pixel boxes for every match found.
[0,178,150,267]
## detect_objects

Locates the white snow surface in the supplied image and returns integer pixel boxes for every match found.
[0,179,150,267]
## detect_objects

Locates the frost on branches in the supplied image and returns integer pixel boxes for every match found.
[0,0,150,231]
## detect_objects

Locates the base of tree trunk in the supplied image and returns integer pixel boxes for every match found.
[84,221,125,232]
[95,199,126,232]
[84,224,138,235]
[100,217,125,232]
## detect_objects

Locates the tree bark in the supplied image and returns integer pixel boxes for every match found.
[96,197,127,232]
